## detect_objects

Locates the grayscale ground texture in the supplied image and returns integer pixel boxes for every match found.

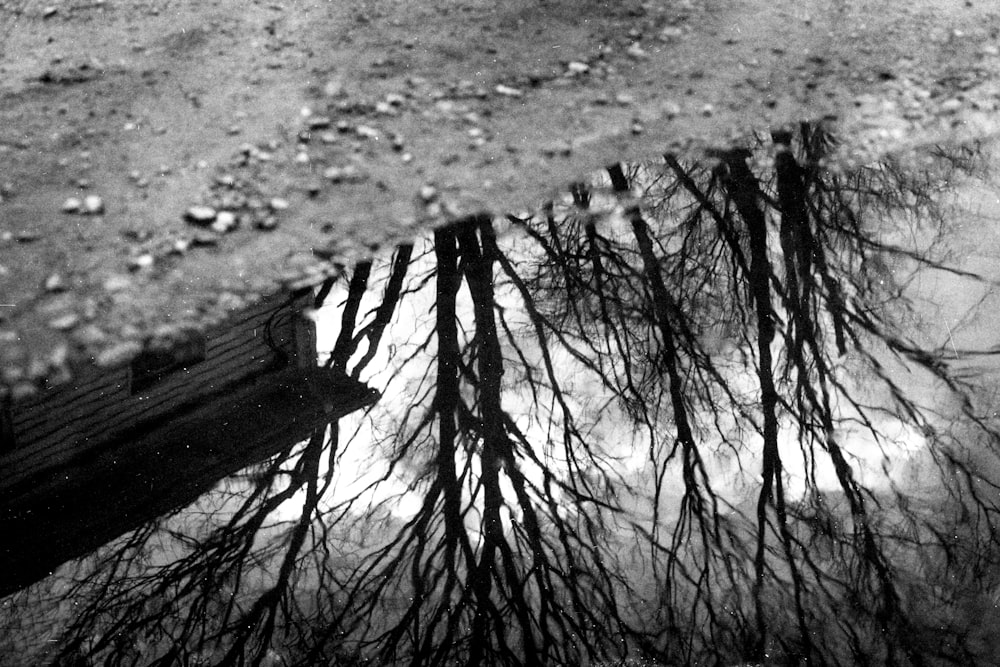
[0,0,998,392]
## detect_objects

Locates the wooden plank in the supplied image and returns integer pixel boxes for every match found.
[10,290,314,453]
[0,369,376,595]
[17,351,278,452]
[14,342,275,445]
[12,371,128,429]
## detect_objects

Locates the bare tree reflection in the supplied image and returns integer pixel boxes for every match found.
[5,125,1000,666]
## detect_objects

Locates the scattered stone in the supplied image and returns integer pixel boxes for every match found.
[184,205,218,225]
[659,26,684,41]
[307,116,332,129]
[319,131,338,144]
[15,231,38,243]
[128,253,154,271]
[82,194,105,214]
[170,238,191,254]
[95,341,142,369]
[323,164,365,183]
[72,324,107,347]
[211,210,238,233]
[256,216,279,231]
[419,184,438,202]
[566,61,590,75]
[495,84,523,98]
[356,125,379,140]
[269,197,290,211]
[42,6,58,18]
[48,313,79,331]
[615,93,635,106]
[390,132,405,151]
[385,92,406,106]
[701,103,715,117]
[190,232,219,246]
[294,151,310,164]
[941,98,963,113]
[44,274,66,292]
[62,197,82,213]
[626,43,649,60]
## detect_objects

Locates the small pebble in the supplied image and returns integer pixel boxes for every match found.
[659,26,684,41]
[269,197,290,211]
[48,313,79,331]
[566,61,590,75]
[96,341,142,369]
[941,98,963,113]
[211,210,238,233]
[170,238,191,254]
[323,164,364,183]
[128,253,154,271]
[184,205,218,225]
[495,84,523,98]
[419,184,437,202]
[626,43,649,59]
[82,194,104,214]
[44,274,66,292]
[62,197,82,213]
[72,324,107,347]
[256,216,279,231]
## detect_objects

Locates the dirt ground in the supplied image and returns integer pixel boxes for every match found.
[0,0,998,395]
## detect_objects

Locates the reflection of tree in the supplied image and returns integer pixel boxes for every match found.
[7,125,1000,666]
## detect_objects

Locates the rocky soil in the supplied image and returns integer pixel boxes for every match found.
[0,0,998,396]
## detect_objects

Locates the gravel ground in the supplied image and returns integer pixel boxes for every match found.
[0,0,998,395]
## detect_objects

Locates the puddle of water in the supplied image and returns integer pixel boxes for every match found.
[4,123,1000,666]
